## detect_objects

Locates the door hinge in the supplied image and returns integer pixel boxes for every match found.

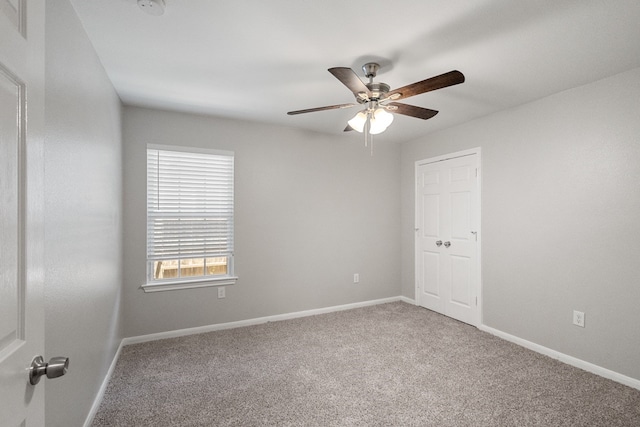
[475,168,478,178]
[476,296,478,306]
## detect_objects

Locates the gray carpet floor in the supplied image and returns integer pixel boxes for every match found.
[92,302,640,426]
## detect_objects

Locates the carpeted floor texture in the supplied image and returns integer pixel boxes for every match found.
[92,302,640,426]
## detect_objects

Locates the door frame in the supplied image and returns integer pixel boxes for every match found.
[414,147,482,327]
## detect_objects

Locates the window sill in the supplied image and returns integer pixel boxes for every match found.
[141,276,238,293]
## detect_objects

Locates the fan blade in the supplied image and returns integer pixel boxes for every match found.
[385,70,465,101]
[287,103,355,115]
[328,67,371,98]
[388,102,439,120]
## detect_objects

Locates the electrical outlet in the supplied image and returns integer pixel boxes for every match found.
[353,273,360,284]
[217,287,225,299]
[573,310,585,327]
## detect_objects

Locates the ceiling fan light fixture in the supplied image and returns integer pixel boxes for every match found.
[369,108,393,135]
[374,107,394,127]
[347,111,368,133]
[369,121,384,135]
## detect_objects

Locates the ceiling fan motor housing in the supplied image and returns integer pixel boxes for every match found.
[367,82,390,100]
[356,82,390,105]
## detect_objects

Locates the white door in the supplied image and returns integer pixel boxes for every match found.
[0,0,46,425]
[415,150,480,326]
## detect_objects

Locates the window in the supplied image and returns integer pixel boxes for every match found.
[143,145,237,292]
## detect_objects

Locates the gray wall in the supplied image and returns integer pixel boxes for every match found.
[122,106,401,337]
[44,0,123,425]
[401,67,640,381]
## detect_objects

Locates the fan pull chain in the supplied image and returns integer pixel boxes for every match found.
[362,111,374,155]
[364,114,369,147]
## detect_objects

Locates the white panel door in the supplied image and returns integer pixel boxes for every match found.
[0,0,46,425]
[415,151,479,326]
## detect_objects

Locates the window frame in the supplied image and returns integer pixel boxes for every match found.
[142,144,238,293]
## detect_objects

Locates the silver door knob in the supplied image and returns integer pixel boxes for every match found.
[29,355,69,385]
[436,240,442,247]
[444,241,451,248]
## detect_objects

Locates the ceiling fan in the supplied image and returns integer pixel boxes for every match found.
[287,62,465,140]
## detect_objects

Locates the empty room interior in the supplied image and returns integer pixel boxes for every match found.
[2,0,640,425]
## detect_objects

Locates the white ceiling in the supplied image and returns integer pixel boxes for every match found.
[69,0,640,143]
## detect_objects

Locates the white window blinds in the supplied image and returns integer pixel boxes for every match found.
[147,146,234,263]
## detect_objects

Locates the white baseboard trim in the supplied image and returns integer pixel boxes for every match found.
[83,339,125,427]
[479,324,640,391]
[123,296,403,346]
[399,295,416,305]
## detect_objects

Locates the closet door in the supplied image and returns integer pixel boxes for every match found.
[415,152,479,326]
